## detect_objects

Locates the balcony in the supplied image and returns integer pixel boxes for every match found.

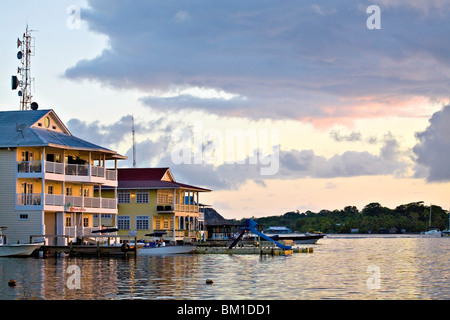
[157,204,200,213]
[17,160,117,186]
[16,193,117,213]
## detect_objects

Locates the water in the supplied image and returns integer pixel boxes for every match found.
[1,235,449,300]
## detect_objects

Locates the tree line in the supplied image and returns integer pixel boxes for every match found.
[234,201,449,234]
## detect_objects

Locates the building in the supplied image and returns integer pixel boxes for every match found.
[106,168,211,243]
[202,207,235,240]
[0,109,126,244]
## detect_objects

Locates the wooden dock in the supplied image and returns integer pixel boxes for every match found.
[30,234,139,258]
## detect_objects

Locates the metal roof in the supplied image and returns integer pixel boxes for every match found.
[0,109,126,158]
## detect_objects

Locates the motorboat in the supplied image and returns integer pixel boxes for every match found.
[138,244,196,256]
[247,226,325,244]
[0,227,42,257]
[424,229,441,236]
[137,232,195,256]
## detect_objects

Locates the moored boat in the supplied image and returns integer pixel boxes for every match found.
[137,232,195,255]
[138,244,195,256]
[0,227,42,257]
[247,226,325,244]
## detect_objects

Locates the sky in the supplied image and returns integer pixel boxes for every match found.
[1,0,449,220]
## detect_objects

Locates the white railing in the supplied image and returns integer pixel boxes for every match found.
[91,165,105,178]
[17,161,42,173]
[65,164,89,176]
[174,204,199,213]
[106,169,117,181]
[45,194,64,206]
[45,161,65,174]
[17,161,117,183]
[17,193,41,205]
[102,198,117,209]
[17,194,116,209]
[84,197,101,208]
[65,195,83,207]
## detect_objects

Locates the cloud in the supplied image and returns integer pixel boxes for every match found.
[413,105,450,182]
[157,134,408,190]
[63,0,450,125]
[66,114,409,190]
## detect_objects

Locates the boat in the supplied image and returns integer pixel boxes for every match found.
[248,226,325,244]
[423,205,441,236]
[424,229,441,236]
[0,227,42,257]
[138,244,196,256]
[137,232,195,256]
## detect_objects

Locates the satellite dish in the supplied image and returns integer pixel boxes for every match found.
[30,102,39,110]
[18,91,22,96]
[17,51,23,59]
[11,75,19,90]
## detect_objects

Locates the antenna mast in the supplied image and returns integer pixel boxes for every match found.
[12,25,37,111]
[132,115,136,168]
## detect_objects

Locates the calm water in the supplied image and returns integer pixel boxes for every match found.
[1,235,449,300]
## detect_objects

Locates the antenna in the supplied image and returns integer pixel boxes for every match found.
[11,25,37,111]
[132,114,136,168]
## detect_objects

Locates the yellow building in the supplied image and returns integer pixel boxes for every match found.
[104,168,211,243]
[0,109,126,244]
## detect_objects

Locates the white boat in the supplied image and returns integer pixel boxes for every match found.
[248,226,325,244]
[424,229,441,235]
[0,227,42,257]
[138,231,195,255]
[138,244,195,256]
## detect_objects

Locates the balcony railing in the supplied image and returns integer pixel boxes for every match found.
[65,164,88,176]
[174,203,199,213]
[17,193,116,210]
[17,160,117,182]
[17,193,41,205]
[45,161,64,174]
[17,161,42,173]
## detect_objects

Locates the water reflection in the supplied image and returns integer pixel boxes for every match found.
[0,236,449,300]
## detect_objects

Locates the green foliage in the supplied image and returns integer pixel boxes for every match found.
[238,202,449,234]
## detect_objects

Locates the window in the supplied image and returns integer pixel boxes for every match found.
[83,217,89,227]
[18,214,29,220]
[118,190,131,204]
[154,218,161,230]
[47,185,53,195]
[136,190,149,204]
[118,216,130,230]
[66,217,72,227]
[158,190,173,204]
[163,217,169,229]
[66,187,72,196]
[83,188,90,197]
[136,216,149,230]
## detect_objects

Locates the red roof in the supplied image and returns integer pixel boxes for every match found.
[117,168,211,192]
[118,167,171,181]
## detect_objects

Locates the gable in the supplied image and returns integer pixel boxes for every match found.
[30,110,70,134]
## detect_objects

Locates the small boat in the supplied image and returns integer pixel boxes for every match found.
[0,227,42,257]
[138,244,195,256]
[248,226,325,244]
[424,229,441,236]
[137,232,195,256]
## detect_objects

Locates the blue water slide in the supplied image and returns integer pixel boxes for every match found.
[246,219,292,250]
[228,219,292,250]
